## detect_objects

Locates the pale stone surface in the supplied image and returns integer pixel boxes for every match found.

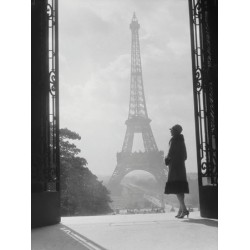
[32,212,218,250]
[62,211,217,250]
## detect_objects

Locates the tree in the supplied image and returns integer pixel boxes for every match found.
[60,128,113,216]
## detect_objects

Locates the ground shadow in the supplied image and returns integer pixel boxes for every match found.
[181,218,218,228]
[32,223,108,250]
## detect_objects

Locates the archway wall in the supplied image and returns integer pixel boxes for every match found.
[31,0,60,228]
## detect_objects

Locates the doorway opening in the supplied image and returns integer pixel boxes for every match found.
[58,0,201,217]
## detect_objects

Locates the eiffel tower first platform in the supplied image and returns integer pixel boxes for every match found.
[108,13,167,195]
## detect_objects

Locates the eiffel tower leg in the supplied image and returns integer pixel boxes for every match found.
[122,127,134,152]
[142,126,158,152]
[108,179,123,195]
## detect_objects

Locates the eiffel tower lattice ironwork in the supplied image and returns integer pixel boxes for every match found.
[108,13,167,194]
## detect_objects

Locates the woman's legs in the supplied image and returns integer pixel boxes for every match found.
[176,194,182,215]
[177,193,189,218]
[177,193,188,212]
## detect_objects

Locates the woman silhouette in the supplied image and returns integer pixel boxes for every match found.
[164,124,189,218]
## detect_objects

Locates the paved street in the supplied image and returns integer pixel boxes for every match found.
[32,211,217,250]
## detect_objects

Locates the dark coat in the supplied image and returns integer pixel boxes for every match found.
[164,134,189,194]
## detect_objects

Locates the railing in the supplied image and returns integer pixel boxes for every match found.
[46,0,60,191]
[189,0,217,187]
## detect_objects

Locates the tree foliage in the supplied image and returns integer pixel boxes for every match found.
[60,128,112,216]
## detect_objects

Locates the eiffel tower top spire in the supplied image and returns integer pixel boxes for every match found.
[130,12,139,29]
[128,13,148,120]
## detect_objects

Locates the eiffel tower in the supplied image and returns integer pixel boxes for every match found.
[109,13,166,195]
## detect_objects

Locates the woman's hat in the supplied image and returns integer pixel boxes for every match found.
[170,124,183,134]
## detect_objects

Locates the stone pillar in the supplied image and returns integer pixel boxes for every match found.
[31,0,49,192]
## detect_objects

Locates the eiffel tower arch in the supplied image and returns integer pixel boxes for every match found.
[109,13,167,196]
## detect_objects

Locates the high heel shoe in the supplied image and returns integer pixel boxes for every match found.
[178,210,189,219]
[175,209,182,218]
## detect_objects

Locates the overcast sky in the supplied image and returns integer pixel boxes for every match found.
[59,0,197,177]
